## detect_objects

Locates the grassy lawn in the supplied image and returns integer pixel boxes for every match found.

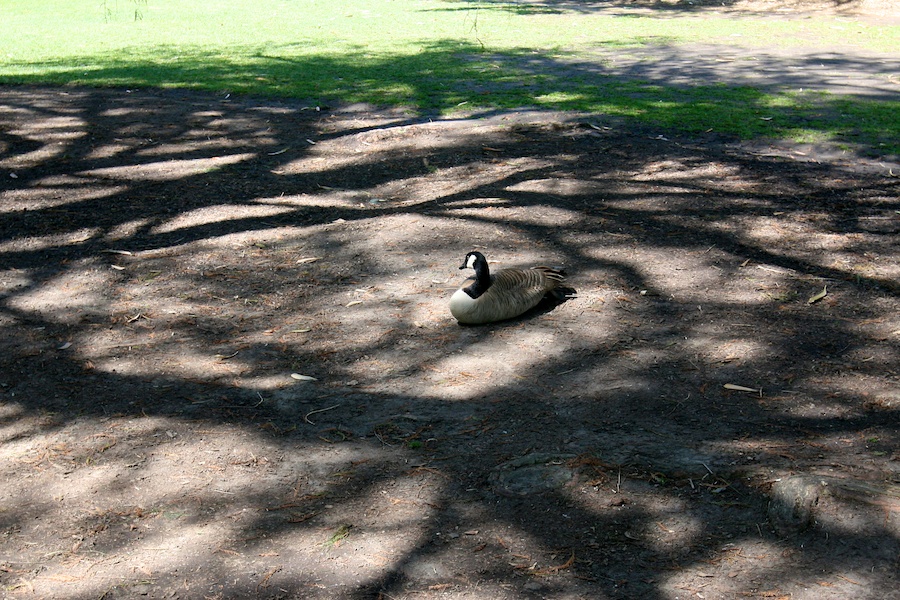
[1,0,898,153]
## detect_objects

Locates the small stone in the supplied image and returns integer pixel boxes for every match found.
[768,476,822,536]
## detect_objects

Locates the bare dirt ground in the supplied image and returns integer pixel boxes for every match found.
[1,10,899,599]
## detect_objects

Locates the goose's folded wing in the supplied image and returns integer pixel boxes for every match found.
[487,269,556,313]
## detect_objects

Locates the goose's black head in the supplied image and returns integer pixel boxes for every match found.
[458,251,491,298]
[460,251,487,272]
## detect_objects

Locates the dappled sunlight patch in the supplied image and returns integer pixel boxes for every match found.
[416,329,573,400]
[628,503,703,556]
[0,103,81,125]
[683,334,770,366]
[634,160,765,194]
[0,408,432,597]
[81,152,255,181]
[797,375,900,414]
[443,197,514,209]
[275,146,390,177]
[0,117,87,167]
[505,177,602,196]
[21,517,250,598]
[767,392,864,420]
[635,159,742,181]
[0,183,128,213]
[273,122,560,209]
[72,302,284,386]
[278,305,455,390]
[151,203,297,235]
[535,91,587,104]
[0,268,31,295]
[707,212,900,283]
[31,223,495,392]
[83,340,257,384]
[82,141,139,161]
[254,191,379,210]
[659,539,787,599]
[327,289,439,334]
[20,115,88,134]
[199,114,286,136]
[276,156,556,214]
[276,114,519,178]
[726,214,855,252]
[6,260,112,323]
[99,107,147,118]
[604,185,697,200]
[378,164,528,208]
[831,250,900,283]
[0,415,176,507]
[449,203,583,228]
[841,340,900,373]
[324,214,473,271]
[0,141,76,169]
[264,503,457,594]
[583,244,746,303]
[103,217,154,242]
[0,227,103,255]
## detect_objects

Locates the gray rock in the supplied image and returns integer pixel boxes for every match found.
[768,476,822,536]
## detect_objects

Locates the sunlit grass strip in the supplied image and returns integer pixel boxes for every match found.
[1,1,898,154]
[1,43,897,154]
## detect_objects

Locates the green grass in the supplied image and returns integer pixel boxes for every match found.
[1,0,898,154]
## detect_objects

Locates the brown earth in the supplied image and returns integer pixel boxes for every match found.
[0,10,899,599]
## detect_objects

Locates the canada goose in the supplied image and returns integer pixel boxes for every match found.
[449,251,567,325]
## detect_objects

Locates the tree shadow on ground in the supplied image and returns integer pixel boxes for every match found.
[435,0,886,15]
[3,39,898,153]
[0,86,898,599]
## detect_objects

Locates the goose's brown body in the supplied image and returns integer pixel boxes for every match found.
[449,252,566,325]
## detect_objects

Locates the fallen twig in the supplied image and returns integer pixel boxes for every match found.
[257,566,282,590]
[304,404,341,424]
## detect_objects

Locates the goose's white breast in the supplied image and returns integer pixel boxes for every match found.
[449,288,478,323]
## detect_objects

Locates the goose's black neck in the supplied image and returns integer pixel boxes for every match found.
[461,252,492,299]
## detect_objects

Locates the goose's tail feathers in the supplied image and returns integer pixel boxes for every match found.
[531,265,566,284]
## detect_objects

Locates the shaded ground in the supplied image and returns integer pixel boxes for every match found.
[1,28,899,600]
[471,0,899,20]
